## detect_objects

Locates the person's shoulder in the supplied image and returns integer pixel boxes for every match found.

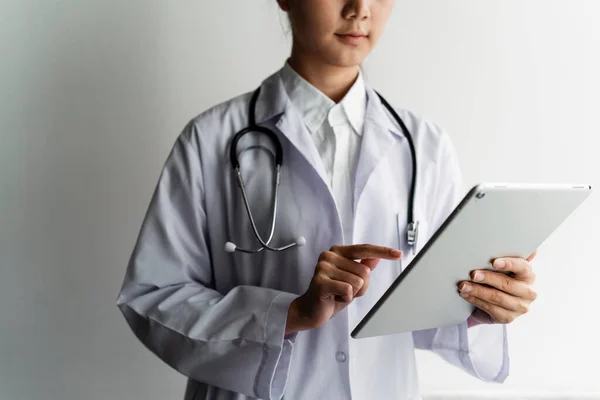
[391,106,456,163]
[393,107,449,142]
[179,90,254,144]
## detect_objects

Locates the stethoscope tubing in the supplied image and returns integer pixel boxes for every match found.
[225,85,418,254]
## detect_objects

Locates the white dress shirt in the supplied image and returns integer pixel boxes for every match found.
[281,63,390,399]
[280,61,366,244]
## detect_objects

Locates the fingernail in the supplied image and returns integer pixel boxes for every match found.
[473,272,484,282]
[494,259,506,269]
[460,284,472,293]
[391,249,402,257]
[460,291,470,298]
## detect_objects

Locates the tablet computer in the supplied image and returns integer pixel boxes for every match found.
[351,183,593,339]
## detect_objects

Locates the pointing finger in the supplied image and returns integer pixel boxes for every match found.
[332,244,402,261]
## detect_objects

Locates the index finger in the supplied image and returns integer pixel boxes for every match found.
[332,244,402,261]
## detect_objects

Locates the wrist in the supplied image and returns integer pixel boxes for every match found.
[285,299,302,335]
[467,310,492,328]
[467,314,480,328]
[285,297,316,335]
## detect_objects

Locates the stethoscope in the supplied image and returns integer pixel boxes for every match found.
[224,86,419,255]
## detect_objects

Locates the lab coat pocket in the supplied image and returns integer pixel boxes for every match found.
[397,213,429,270]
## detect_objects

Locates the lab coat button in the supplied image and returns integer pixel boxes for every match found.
[335,351,347,363]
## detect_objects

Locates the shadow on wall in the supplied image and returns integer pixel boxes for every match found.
[1,2,185,400]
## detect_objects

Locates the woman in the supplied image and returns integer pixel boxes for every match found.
[117,1,538,399]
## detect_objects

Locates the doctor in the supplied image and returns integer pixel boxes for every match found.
[117,0,538,399]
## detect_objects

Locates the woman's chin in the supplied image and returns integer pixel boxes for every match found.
[324,49,369,68]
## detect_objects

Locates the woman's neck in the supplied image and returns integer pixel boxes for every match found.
[287,49,360,103]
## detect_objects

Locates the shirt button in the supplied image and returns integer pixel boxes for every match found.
[336,351,347,363]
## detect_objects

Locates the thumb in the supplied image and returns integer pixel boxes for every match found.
[526,249,538,262]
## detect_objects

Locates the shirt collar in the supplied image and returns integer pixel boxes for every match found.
[280,60,366,136]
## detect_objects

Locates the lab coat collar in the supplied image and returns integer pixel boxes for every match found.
[280,62,334,136]
[253,69,287,126]
[254,68,403,138]
[254,68,405,206]
[254,69,333,191]
[280,61,366,136]
[364,86,405,140]
[353,87,406,210]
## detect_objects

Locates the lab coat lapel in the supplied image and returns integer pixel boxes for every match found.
[254,71,332,191]
[275,106,331,189]
[353,88,405,211]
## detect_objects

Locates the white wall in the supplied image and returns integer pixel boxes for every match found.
[0,1,598,399]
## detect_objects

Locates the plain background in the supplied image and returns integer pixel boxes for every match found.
[1,1,598,399]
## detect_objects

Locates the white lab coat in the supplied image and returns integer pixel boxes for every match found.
[117,67,508,400]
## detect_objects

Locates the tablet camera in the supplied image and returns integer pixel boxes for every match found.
[476,191,486,199]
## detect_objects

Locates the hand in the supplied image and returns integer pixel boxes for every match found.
[286,244,402,334]
[458,250,538,326]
